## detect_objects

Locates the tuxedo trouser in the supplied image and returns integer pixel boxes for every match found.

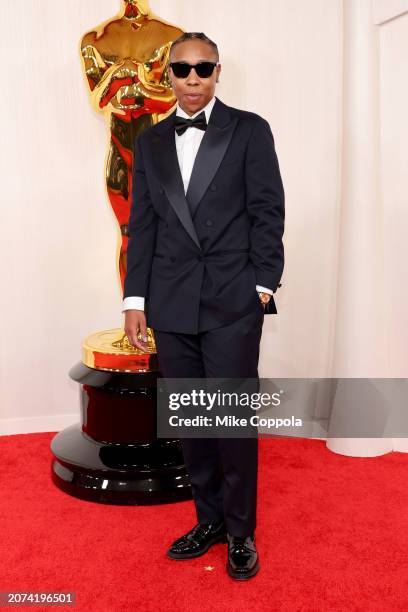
[154,304,264,537]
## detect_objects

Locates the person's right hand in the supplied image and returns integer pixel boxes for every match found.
[124,309,149,352]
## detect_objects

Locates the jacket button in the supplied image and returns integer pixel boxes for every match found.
[205,219,213,227]
[210,184,217,191]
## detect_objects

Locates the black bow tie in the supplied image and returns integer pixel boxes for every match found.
[174,111,207,136]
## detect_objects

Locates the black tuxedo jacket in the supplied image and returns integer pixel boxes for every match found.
[123,96,285,334]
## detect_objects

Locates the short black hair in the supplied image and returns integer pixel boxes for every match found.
[169,32,219,62]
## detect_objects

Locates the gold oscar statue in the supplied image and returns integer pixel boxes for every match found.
[50,1,190,505]
[79,0,183,371]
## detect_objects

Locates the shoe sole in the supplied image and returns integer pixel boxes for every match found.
[226,560,260,580]
[167,533,228,560]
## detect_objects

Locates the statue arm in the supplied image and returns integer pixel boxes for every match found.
[80,37,178,114]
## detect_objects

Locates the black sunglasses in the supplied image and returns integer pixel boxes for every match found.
[169,61,217,79]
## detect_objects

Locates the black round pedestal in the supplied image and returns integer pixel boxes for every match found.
[50,362,192,505]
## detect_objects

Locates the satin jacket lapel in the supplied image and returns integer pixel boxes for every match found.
[186,101,238,218]
[151,116,201,250]
[150,97,238,251]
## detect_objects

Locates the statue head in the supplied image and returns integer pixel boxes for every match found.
[121,0,150,17]
[168,32,221,116]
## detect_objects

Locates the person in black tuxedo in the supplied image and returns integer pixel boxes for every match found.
[123,32,284,580]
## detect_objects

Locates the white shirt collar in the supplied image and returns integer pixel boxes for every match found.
[176,96,216,123]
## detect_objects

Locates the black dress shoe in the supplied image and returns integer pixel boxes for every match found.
[167,521,227,560]
[226,534,259,580]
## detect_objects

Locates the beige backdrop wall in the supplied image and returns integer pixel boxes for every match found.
[0,1,406,448]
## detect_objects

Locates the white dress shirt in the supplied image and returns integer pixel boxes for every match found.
[122,96,272,312]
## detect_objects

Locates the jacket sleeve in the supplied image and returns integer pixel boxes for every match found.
[245,116,285,293]
[123,134,158,299]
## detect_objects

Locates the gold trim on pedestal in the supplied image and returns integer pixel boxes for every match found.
[82,328,157,373]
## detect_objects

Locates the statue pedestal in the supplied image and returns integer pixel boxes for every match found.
[50,329,191,505]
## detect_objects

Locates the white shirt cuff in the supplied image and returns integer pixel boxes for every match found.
[122,296,145,312]
[256,285,273,295]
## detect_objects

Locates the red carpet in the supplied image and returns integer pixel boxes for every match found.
[0,433,407,611]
